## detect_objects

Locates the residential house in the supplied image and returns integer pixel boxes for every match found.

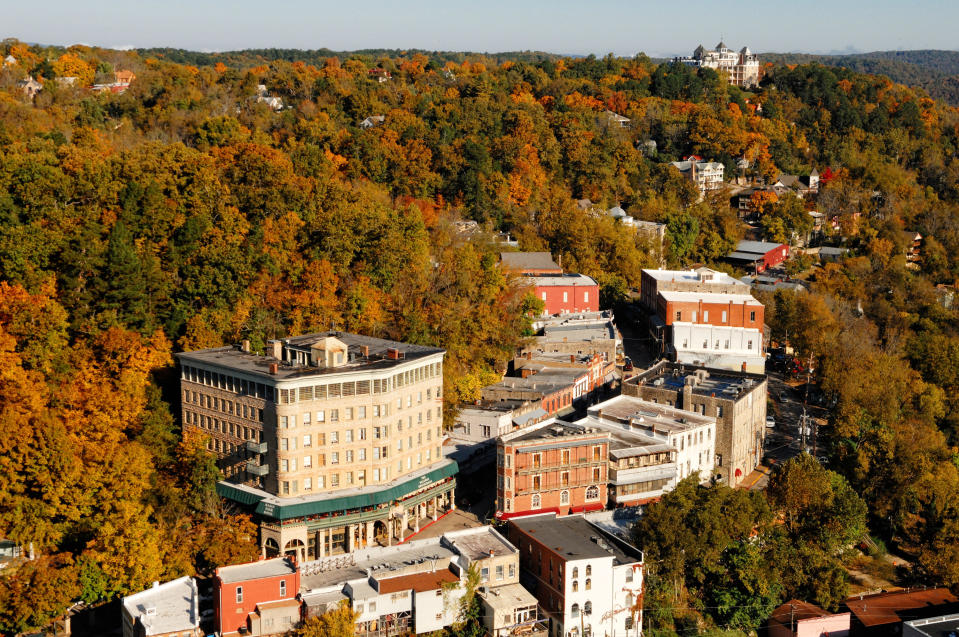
[771,170,820,196]
[507,513,644,637]
[574,395,716,506]
[671,156,725,195]
[114,70,136,85]
[902,231,922,269]
[214,557,300,636]
[602,110,631,128]
[3,55,16,67]
[17,76,42,98]
[726,240,789,273]
[496,422,610,519]
[121,577,202,637]
[768,600,850,637]
[368,68,392,82]
[843,588,959,637]
[178,332,454,559]
[359,115,386,129]
[0,539,24,570]
[624,362,768,486]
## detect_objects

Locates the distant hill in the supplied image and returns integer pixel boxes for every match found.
[136,47,566,69]
[762,49,959,104]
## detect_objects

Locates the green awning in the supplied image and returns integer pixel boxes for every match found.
[217,460,458,522]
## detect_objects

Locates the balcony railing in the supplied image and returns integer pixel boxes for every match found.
[245,440,268,454]
[246,461,269,476]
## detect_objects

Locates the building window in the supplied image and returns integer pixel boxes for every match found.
[675,311,681,321]
[481,567,490,582]
[571,604,580,618]
[532,453,541,468]
[592,467,600,481]
[561,472,569,487]
[509,563,516,578]
[750,311,756,321]
[532,475,541,490]
[561,490,570,505]
[496,565,504,580]
[280,580,286,597]
[586,578,591,590]
[748,340,753,350]
[584,601,592,615]
[584,291,589,303]
[563,291,568,303]
[236,586,243,603]
[721,310,727,323]
[586,564,591,576]
[592,446,601,461]
[586,485,599,500]
[531,494,541,509]
[703,311,709,322]
[572,580,579,592]
[562,449,570,464]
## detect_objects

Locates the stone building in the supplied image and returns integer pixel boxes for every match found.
[177,332,456,560]
[623,362,767,486]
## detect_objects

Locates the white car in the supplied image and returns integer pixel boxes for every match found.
[766,416,776,428]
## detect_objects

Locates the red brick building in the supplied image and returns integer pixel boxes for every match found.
[727,240,789,273]
[657,290,764,332]
[496,423,609,519]
[214,557,300,636]
[533,274,600,315]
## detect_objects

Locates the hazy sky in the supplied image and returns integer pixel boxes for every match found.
[4,0,956,57]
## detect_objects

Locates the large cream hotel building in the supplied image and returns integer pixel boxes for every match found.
[177,332,457,560]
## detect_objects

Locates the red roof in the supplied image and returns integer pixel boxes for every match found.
[377,568,459,594]
[844,588,959,627]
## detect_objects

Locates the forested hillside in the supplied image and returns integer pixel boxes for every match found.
[763,49,959,104]
[2,38,959,634]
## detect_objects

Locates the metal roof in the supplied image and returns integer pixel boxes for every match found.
[217,460,458,520]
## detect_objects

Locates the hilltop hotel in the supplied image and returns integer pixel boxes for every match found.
[177,333,457,560]
[675,41,761,88]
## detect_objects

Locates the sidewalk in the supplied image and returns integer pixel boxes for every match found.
[738,464,772,490]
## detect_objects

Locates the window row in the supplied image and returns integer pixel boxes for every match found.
[279,407,440,428]
[182,366,273,400]
[278,446,443,494]
[184,391,264,422]
[275,364,442,405]
[188,412,261,441]
[280,426,442,450]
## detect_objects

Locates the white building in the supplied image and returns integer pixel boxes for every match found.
[670,157,724,195]
[675,42,761,88]
[507,514,644,637]
[300,526,546,637]
[670,322,765,373]
[121,577,201,637]
[574,395,715,505]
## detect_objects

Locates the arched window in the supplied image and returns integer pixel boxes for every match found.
[572,580,578,592]
[584,601,592,615]
[586,485,599,500]
[571,604,580,618]
[586,564,592,576]
[560,490,570,505]
[572,567,579,578]
[531,494,541,509]
[585,578,591,590]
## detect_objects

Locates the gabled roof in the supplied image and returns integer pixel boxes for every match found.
[376,568,459,594]
[216,557,297,584]
[844,588,959,627]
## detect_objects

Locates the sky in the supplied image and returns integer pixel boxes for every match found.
[4,0,957,57]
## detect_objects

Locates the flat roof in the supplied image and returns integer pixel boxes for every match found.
[580,396,713,457]
[845,589,959,627]
[642,268,745,286]
[509,514,642,565]
[657,290,762,305]
[628,361,765,399]
[122,577,198,636]
[508,422,607,444]
[532,274,598,287]
[727,251,765,262]
[905,613,959,637]
[500,252,562,272]
[480,582,538,612]
[217,557,296,584]
[301,536,458,591]
[484,369,586,394]
[377,568,459,594]
[177,331,443,381]
[443,527,517,561]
